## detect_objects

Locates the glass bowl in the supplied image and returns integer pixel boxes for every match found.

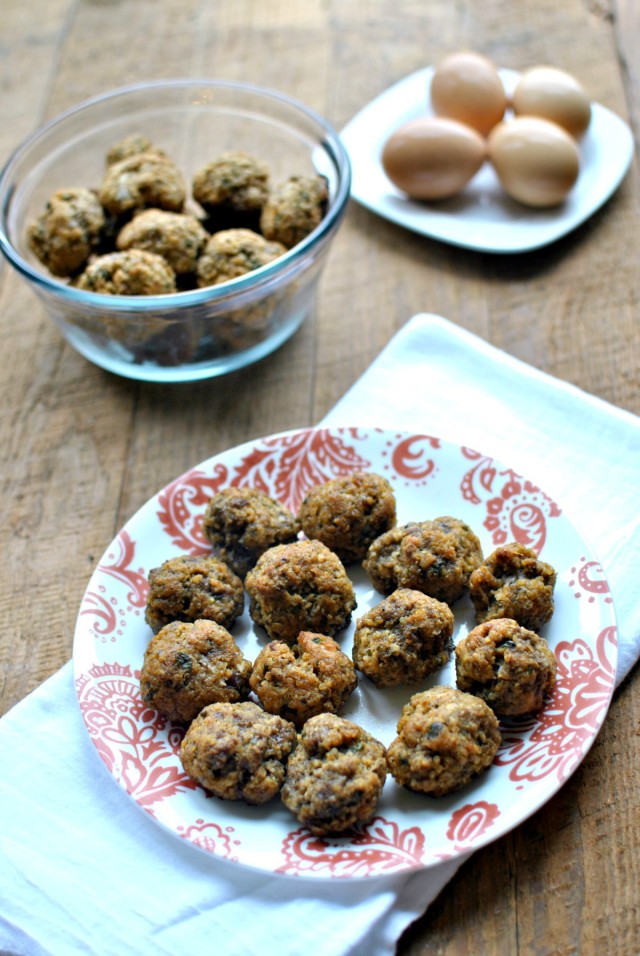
[0,80,351,382]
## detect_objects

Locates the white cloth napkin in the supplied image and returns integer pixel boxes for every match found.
[1,313,638,956]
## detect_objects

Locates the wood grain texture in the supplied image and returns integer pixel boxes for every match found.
[0,1,638,953]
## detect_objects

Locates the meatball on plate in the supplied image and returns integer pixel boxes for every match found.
[250,631,357,727]
[74,426,617,878]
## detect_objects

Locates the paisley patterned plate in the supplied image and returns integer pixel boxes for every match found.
[73,427,617,879]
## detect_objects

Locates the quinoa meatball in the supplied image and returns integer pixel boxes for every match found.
[281,713,387,835]
[202,486,299,579]
[455,617,557,716]
[106,134,164,166]
[363,516,483,605]
[116,209,208,275]
[352,588,454,687]
[386,685,501,797]
[297,472,397,564]
[192,151,270,218]
[469,542,557,630]
[99,151,186,217]
[139,619,252,723]
[260,174,329,249]
[196,228,285,288]
[144,554,244,634]
[27,187,106,277]
[74,249,177,296]
[180,701,296,804]
[245,539,356,644]
[250,631,357,727]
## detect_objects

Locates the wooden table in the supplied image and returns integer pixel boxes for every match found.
[1,2,638,952]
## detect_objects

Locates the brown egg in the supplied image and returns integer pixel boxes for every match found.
[430,50,507,136]
[488,116,580,207]
[382,116,486,200]
[512,66,591,138]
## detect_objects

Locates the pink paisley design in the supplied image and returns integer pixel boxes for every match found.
[79,586,120,639]
[157,464,229,552]
[276,816,426,877]
[177,819,240,860]
[388,434,440,484]
[98,529,149,607]
[229,427,372,510]
[79,531,148,642]
[446,801,501,851]
[460,449,561,553]
[568,556,614,604]
[496,625,617,785]
[76,662,197,808]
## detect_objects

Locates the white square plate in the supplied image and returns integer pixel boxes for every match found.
[340,68,634,253]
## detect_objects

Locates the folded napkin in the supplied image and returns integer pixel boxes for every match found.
[1,313,638,956]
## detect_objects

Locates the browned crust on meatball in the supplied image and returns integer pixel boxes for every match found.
[74,249,177,295]
[192,151,270,214]
[281,713,387,835]
[245,539,356,643]
[28,187,106,277]
[297,471,397,564]
[202,486,299,579]
[363,516,483,605]
[455,617,557,715]
[139,619,252,722]
[353,588,454,687]
[99,151,186,216]
[116,209,208,275]
[386,685,501,797]
[260,175,329,248]
[250,631,357,727]
[469,542,557,630]
[180,701,296,804]
[145,554,244,634]
[196,228,285,287]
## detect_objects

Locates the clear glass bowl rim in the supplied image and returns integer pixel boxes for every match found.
[0,77,352,313]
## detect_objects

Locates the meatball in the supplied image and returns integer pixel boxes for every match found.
[144,554,244,634]
[469,542,557,631]
[352,588,454,687]
[260,175,329,248]
[250,631,357,727]
[74,249,177,296]
[455,617,557,716]
[192,151,270,217]
[139,619,252,723]
[245,539,356,643]
[27,187,106,277]
[180,701,296,804]
[363,516,483,605]
[196,228,285,288]
[386,686,501,797]
[281,713,387,835]
[99,151,186,216]
[202,486,299,579]
[116,209,208,275]
[297,471,397,564]
[106,134,164,166]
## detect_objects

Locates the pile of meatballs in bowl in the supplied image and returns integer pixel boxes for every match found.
[0,80,351,381]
